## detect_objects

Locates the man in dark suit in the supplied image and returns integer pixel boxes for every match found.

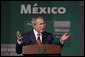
[16,16,70,54]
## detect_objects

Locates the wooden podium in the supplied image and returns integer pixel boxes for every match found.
[22,44,61,56]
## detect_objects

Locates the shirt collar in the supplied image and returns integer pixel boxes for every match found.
[33,29,42,41]
[33,29,41,35]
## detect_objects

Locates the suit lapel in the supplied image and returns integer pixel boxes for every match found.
[29,30,37,44]
[42,32,47,44]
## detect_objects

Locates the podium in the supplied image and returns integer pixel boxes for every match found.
[22,44,61,56]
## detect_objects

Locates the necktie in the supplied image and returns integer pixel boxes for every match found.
[37,33,41,45]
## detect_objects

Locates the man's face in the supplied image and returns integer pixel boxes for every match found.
[33,18,45,33]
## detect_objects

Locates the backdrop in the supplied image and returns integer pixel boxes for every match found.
[1,1,80,56]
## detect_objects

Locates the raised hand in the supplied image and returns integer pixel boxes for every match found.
[16,31,23,41]
[60,33,70,42]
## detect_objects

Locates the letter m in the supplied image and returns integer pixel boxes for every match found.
[20,4,31,14]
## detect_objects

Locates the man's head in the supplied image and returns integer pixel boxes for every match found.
[31,16,45,33]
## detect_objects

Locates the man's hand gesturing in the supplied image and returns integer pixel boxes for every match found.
[16,31,23,41]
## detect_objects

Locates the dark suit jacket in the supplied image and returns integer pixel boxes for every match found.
[16,30,63,54]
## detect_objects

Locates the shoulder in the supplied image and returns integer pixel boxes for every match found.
[42,31,53,36]
[22,30,33,36]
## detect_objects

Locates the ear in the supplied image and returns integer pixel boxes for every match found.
[32,24,36,28]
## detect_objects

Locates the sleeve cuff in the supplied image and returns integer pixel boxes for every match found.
[60,39,64,44]
[17,39,23,45]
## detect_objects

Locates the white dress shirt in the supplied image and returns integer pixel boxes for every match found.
[33,29,42,43]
